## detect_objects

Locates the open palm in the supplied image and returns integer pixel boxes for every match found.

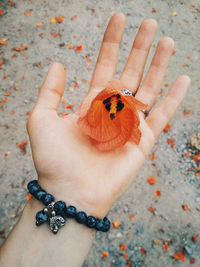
[27,13,190,218]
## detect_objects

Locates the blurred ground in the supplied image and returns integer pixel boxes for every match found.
[0,0,199,266]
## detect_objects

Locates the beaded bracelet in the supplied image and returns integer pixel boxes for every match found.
[27,180,111,234]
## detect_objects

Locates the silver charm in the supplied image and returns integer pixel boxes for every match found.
[40,202,66,234]
[49,215,65,234]
[121,88,133,96]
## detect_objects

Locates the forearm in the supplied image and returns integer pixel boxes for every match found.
[0,198,96,267]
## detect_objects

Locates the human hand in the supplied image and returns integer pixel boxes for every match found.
[27,13,190,218]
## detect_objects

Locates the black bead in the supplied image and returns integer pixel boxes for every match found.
[27,180,38,191]
[102,217,111,232]
[42,193,54,206]
[34,190,46,201]
[95,219,104,231]
[65,205,76,218]
[36,210,48,226]
[86,216,96,228]
[54,201,66,216]
[29,184,42,196]
[75,211,87,224]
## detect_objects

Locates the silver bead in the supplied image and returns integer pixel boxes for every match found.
[51,210,56,216]
[43,207,48,213]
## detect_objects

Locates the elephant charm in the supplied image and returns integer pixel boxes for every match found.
[35,202,66,234]
[49,215,65,234]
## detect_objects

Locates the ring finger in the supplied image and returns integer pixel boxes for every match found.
[136,37,175,112]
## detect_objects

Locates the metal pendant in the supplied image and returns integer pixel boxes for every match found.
[49,215,65,234]
[36,202,66,234]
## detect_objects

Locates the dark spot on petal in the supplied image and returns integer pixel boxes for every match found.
[110,113,115,120]
[103,97,111,104]
[105,103,111,111]
[116,100,124,112]
[115,93,121,99]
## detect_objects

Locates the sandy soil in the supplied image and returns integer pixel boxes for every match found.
[0,0,199,266]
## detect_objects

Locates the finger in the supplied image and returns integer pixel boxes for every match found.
[147,75,190,138]
[120,19,157,92]
[89,13,126,91]
[35,62,66,112]
[136,37,174,110]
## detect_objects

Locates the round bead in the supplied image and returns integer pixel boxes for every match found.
[36,210,48,226]
[54,201,66,216]
[34,190,46,201]
[29,184,42,196]
[65,205,76,218]
[102,217,111,232]
[75,211,87,224]
[42,193,54,206]
[95,219,104,231]
[86,216,96,228]
[27,180,38,191]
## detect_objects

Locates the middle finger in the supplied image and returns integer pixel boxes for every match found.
[120,19,157,92]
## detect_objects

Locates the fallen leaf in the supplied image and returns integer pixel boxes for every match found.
[101,251,109,258]
[112,220,122,228]
[146,176,157,185]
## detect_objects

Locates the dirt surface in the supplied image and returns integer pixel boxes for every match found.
[0,0,199,266]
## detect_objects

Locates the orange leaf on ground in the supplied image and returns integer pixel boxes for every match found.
[162,240,169,251]
[120,243,127,251]
[5,90,11,96]
[68,44,74,49]
[112,220,122,228]
[140,248,146,254]
[193,154,200,163]
[17,140,28,155]
[167,138,175,149]
[0,38,8,46]
[24,10,31,16]
[154,190,161,197]
[173,251,185,262]
[150,152,156,160]
[76,45,83,52]
[182,204,189,211]
[65,103,75,109]
[163,124,171,133]
[26,193,32,201]
[192,235,197,243]
[185,151,190,157]
[149,207,156,213]
[123,253,129,259]
[101,251,109,258]
[146,176,157,185]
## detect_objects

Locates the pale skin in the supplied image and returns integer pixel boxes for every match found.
[0,13,190,267]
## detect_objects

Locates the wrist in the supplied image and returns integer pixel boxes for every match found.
[37,177,111,218]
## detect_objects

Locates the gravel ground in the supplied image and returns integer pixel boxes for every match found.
[0,0,199,266]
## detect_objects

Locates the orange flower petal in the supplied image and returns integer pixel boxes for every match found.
[77,79,146,151]
[92,106,134,151]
